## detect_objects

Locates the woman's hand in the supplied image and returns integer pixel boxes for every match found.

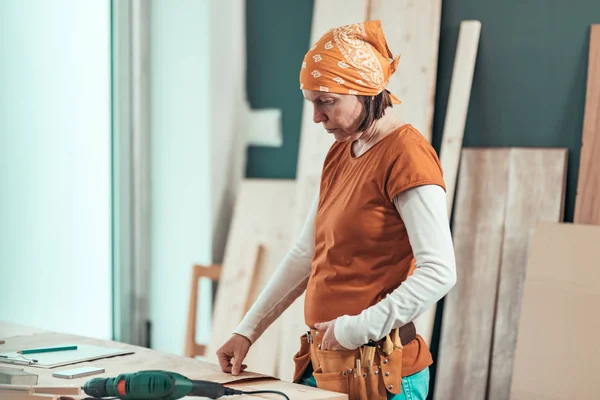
[314,319,350,351]
[216,334,251,375]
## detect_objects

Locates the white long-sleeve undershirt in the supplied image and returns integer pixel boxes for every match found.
[233,184,456,349]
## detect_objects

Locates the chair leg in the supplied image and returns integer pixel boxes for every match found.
[185,264,222,358]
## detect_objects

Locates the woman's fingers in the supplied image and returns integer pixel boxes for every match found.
[217,348,233,372]
[216,334,252,375]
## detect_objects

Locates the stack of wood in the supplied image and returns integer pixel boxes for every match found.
[433,24,600,400]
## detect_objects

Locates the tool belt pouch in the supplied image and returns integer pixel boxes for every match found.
[306,331,404,400]
[292,333,311,383]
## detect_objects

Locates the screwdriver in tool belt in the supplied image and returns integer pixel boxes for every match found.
[362,341,376,373]
[391,328,403,350]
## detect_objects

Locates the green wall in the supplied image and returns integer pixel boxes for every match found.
[431,0,599,225]
[246,0,599,222]
[245,0,599,397]
[245,0,314,179]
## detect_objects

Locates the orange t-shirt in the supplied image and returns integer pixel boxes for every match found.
[304,124,446,375]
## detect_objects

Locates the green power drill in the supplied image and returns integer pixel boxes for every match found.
[81,370,289,399]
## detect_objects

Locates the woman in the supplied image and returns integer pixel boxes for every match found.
[217,20,456,400]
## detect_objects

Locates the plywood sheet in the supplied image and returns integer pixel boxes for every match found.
[435,148,568,400]
[434,149,510,400]
[417,19,481,346]
[439,20,482,218]
[574,25,600,225]
[228,379,348,400]
[488,149,567,400]
[277,178,321,382]
[207,180,296,377]
[369,0,442,142]
[295,0,365,182]
[278,0,366,382]
[510,222,600,399]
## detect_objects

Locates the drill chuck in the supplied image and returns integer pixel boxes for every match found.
[81,377,110,398]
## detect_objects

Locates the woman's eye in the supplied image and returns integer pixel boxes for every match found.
[321,100,334,105]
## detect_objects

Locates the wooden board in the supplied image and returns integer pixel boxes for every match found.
[369,0,442,142]
[278,0,366,383]
[574,25,600,225]
[510,223,600,399]
[276,178,321,382]
[416,19,481,346]
[434,149,510,400]
[439,20,482,218]
[0,384,80,395]
[207,179,296,378]
[0,323,48,339]
[488,149,567,400]
[434,148,568,400]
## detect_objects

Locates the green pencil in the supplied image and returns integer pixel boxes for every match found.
[18,345,78,355]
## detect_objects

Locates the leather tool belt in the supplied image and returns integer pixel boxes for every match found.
[292,322,416,400]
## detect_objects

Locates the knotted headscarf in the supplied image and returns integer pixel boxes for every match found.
[299,20,401,103]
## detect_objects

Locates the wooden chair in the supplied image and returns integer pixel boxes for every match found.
[184,243,265,360]
[184,264,222,358]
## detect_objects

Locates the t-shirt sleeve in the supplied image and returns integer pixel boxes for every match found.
[385,142,446,202]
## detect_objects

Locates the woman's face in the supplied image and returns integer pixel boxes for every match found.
[303,90,364,142]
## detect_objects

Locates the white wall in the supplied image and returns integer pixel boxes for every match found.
[209,0,249,265]
[0,1,112,339]
[149,0,213,355]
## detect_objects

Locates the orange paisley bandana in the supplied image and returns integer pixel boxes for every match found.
[299,20,401,104]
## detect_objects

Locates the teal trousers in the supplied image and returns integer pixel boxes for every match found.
[299,365,430,400]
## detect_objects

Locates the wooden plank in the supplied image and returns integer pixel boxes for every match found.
[510,223,600,399]
[434,149,510,400]
[369,0,442,143]
[295,0,365,182]
[207,180,296,378]
[488,149,568,400]
[0,384,32,393]
[435,148,569,399]
[278,0,366,383]
[229,379,347,400]
[574,25,600,225]
[2,395,59,400]
[416,19,481,346]
[439,20,482,218]
[277,178,320,382]
[0,324,48,339]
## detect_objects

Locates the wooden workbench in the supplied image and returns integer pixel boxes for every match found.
[0,322,345,399]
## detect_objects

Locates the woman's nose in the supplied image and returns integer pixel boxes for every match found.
[313,106,327,123]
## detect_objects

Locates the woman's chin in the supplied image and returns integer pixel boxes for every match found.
[331,131,352,142]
